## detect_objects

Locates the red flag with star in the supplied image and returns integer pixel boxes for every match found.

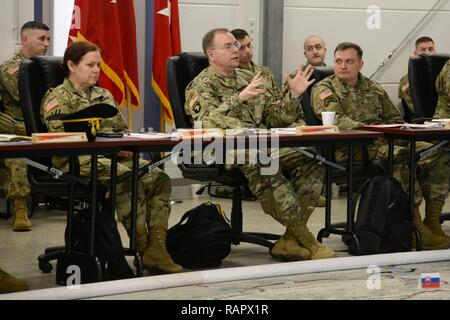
[152,0,181,129]
[69,0,140,109]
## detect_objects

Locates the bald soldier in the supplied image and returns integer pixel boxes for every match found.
[303,35,327,67]
[185,28,336,261]
[282,35,328,206]
[283,35,328,93]
[398,36,436,117]
[311,42,450,249]
[434,59,450,119]
[0,21,50,231]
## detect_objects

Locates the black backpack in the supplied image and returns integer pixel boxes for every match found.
[166,201,234,269]
[349,175,413,255]
[56,201,135,285]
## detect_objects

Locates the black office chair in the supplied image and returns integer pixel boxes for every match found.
[301,66,335,125]
[19,56,87,216]
[408,53,450,224]
[166,52,280,249]
[408,53,450,121]
[18,56,100,273]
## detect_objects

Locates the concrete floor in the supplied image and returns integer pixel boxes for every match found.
[1,191,450,300]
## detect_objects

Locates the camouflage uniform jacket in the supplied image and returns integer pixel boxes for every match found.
[398,73,414,116]
[41,78,128,168]
[248,62,280,95]
[311,73,403,129]
[185,66,303,130]
[0,51,27,134]
[435,60,450,119]
[0,51,25,120]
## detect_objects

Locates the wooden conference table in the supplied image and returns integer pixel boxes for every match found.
[117,129,383,255]
[0,139,123,280]
[0,128,383,280]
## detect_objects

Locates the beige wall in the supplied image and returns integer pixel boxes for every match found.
[179,0,263,62]
[283,0,450,106]
[0,0,34,62]
[3,0,449,118]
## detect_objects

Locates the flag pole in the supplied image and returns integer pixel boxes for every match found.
[126,86,133,131]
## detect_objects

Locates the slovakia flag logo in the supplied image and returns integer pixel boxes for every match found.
[419,273,440,289]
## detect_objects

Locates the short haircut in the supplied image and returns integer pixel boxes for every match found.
[303,35,325,49]
[415,36,434,47]
[20,21,49,36]
[202,28,229,55]
[63,41,101,77]
[334,42,363,59]
[230,28,249,41]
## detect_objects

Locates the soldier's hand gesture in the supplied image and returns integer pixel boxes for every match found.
[239,73,265,103]
[287,64,315,99]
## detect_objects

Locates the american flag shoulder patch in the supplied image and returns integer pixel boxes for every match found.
[45,100,60,113]
[319,89,333,101]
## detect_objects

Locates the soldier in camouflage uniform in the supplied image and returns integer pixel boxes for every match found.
[311,42,450,249]
[185,28,336,261]
[282,35,327,95]
[434,59,450,119]
[0,21,50,232]
[398,36,436,117]
[41,41,182,274]
[230,29,280,92]
[230,28,327,208]
[278,35,329,206]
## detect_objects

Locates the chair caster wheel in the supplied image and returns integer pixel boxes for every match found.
[39,262,53,273]
[345,235,361,256]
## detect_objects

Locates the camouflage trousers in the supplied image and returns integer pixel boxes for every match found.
[0,159,31,199]
[336,140,450,206]
[237,148,324,227]
[76,156,172,232]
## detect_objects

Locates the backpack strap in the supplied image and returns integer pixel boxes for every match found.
[173,201,218,227]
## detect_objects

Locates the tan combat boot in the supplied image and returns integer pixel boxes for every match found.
[11,198,32,232]
[270,233,311,261]
[142,226,183,274]
[132,224,148,255]
[287,220,337,260]
[0,268,29,294]
[413,207,450,250]
[423,201,449,239]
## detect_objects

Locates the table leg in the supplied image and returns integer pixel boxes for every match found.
[388,138,394,175]
[109,154,118,219]
[131,151,143,276]
[409,141,422,250]
[89,154,98,256]
[347,145,354,232]
[324,145,332,230]
[66,156,77,254]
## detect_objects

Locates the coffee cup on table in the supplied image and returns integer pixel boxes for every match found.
[321,111,336,126]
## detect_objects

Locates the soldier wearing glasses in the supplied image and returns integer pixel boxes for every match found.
[185,28,336,262]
